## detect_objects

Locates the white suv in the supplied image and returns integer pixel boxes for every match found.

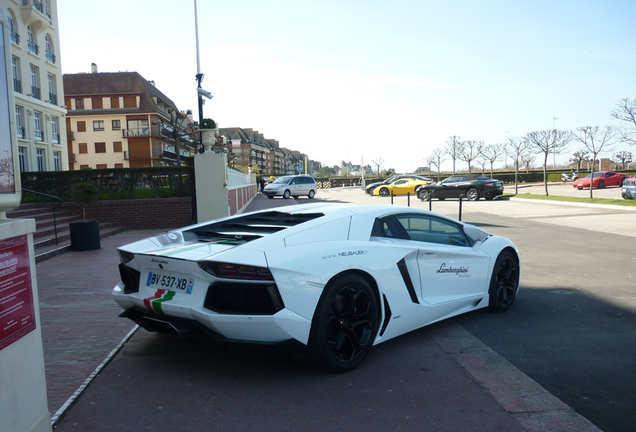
[263,175,317,199]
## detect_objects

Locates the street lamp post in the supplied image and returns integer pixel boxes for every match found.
[553,116,558,168]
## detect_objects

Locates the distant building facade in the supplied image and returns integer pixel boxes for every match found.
[3,0,68,172]
[219,127,309,175]
[63,68,195,169]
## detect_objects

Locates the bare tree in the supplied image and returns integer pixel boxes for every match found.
[610,97,636,146]
[574,126,615,198]
[459,140,484,174]
[569,150,589,171]
[482,143,504,178]
[522,154,535,173]
[429,148,446,182]
[372,158,384,177]
[526,130,573,196]
[508,137,531,194]
[444,136,464,175]
[612,150,632,170]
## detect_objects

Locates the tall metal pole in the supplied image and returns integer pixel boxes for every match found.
[194,0,203,154]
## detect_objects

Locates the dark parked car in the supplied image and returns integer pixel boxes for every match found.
[416,175,504,201]
[365,174,433,195]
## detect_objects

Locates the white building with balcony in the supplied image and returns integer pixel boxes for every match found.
[2,0,67,173]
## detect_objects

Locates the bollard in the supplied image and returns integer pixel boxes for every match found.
[407,192,410,207]
[391,190,394,205]
[428,192,432,211]
[458,194,463,221]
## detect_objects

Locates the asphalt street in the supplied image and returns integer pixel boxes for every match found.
[49,185,634,432]
[316,185,636,432]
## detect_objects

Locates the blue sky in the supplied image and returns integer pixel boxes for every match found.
[58,0,636,173]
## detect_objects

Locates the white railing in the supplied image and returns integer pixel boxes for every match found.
[227,167,252,187]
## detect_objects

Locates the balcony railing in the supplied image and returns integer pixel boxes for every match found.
[33,0,43,13]
[16,126,25,140]
[52,132,60,144]
[14,79,21,93]
[10,31,20,44]
[48,93,57,105]
[28,41,39,55]
[45,51,56,64]
[34,129,43,141]
[31,86,40,99]
[122,128,150,138]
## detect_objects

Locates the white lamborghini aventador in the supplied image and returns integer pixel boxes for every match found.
[113,203,520,372]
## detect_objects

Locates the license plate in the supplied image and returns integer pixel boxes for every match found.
[146,272,194,294]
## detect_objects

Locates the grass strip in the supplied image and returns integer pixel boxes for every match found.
[503,193,636,207]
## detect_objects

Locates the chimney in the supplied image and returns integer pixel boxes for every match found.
[91,63,98,73]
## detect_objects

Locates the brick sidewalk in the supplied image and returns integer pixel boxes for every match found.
[37,230,160,415]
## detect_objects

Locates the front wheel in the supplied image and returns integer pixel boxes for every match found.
[308,190,315,199]
[488,250,519,312]
[466,188,479,201]
[306,274,379,372]
[283,190,291,199]
[598,180,605,189]
[379,187,390,197]
[419,190,431,201]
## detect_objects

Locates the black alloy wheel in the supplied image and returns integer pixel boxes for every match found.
[598,180,605,189]
[379,187,390,197]
[466,188,479,201]
[307,274,379,372]
[488,250,519,312]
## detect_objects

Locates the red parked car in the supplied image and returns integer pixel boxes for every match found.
[573,171,628,189]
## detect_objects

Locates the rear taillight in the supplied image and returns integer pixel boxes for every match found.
[198,262,274,280]
[484,182,495,188]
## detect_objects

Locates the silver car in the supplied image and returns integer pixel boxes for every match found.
[622,176,636,199]
[263,175,317,199]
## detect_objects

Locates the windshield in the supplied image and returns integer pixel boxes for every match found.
[272,176,293,184]
[592,172,604,178]
[385,175,399,183]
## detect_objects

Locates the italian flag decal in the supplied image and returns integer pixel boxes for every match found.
[144,289,175,314]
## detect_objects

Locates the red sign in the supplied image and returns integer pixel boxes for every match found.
[0,235,35,350]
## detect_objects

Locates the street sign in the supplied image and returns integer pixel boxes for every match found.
[297,166,302,173]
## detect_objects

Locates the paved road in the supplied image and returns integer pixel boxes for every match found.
[49,188,634,432]
[314,187,635,432]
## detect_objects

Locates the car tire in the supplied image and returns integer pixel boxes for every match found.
[598,180,605,189]
[308,190,315,199]
[306,274,379,372]
[379,187,390,197]
[488,250,519,313]
[283,190,291,199]
[267,196,274,199]
[466,188,479,201]
[419,190,431,201]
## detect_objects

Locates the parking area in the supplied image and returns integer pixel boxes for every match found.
[50,188,634,432]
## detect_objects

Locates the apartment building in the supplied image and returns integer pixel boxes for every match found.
[64,68,195,169]
[3,0,67,172]
[219,127,305,175]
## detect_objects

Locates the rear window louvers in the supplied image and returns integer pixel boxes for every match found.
[183,211,324,244]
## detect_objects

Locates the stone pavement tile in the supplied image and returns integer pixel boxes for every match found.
[36,230,160,415]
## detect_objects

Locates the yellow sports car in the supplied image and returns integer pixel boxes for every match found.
[372,177,433,197]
